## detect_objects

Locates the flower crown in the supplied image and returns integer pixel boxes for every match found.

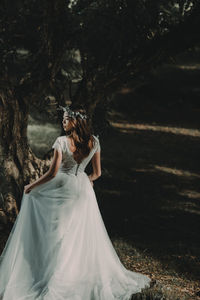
[57,105,88,120]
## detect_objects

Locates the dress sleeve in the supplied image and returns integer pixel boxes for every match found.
[52,137,62,153]
[95,136,101,153]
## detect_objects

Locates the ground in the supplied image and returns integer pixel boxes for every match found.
[96,119,200,299]
[94,59,200,299]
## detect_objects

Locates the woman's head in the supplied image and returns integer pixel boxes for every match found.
[61,106,95,164]
[62,107,90,136]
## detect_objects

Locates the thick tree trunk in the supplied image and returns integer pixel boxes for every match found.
[0,91,50,225]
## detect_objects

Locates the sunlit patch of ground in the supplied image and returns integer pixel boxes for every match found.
[132,165,200,179]
[178,189,200,199]
[153,165,200,179]
[176,64,200,70]
[111,121,200,138]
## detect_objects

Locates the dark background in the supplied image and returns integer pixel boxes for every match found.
[0,1,200,299]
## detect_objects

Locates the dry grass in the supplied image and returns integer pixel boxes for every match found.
[112,237,199,299]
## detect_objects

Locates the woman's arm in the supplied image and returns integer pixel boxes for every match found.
[88,151,101,183]
[24,149,62,194]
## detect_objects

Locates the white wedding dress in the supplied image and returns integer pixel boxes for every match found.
[0,135,151,300]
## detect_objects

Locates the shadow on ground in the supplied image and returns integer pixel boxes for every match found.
[94,117,200,286]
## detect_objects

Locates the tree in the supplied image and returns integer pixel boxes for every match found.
[0,0,74,223]
[0,0,200,224]
[71,0,200,99]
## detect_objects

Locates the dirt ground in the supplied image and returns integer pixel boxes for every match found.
[94,119,200,299]
[93,61,200,299]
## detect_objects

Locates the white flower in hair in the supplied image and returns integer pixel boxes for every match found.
[57,105,88,120]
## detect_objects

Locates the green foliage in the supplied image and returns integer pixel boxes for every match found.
[71,0,198,75]
[0,0,199,105]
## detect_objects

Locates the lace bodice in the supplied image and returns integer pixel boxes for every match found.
[52,135,100,176]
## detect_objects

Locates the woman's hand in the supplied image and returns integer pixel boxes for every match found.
[24,184,33,194]
[88,175,94,187]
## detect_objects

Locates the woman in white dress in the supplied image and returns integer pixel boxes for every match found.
[0,105,151,299]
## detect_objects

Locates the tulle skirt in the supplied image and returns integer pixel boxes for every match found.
[0,171,151,299]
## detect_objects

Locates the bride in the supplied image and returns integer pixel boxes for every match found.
[0,105,151,299]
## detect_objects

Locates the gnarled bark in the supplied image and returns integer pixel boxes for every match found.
[0,90,51,225]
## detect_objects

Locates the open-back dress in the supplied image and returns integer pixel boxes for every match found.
[0,135,151,300]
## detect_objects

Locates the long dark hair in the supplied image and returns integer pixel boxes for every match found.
[64,108,95,164]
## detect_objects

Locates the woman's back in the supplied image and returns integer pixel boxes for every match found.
[52,135,101,176]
